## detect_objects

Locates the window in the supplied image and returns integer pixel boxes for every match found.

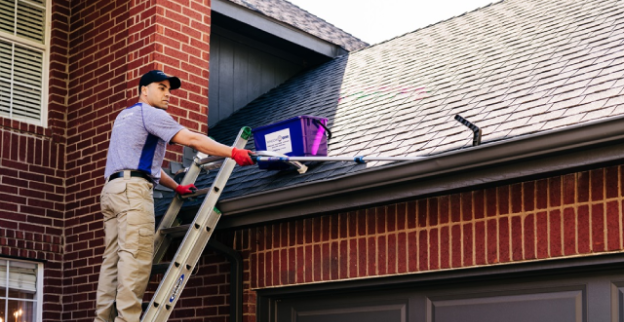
[0,0,50,126]
[0,259,43,322]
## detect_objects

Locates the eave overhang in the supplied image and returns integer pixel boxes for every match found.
[212,0,347,58]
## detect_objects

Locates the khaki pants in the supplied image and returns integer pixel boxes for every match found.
[94,174,155,322]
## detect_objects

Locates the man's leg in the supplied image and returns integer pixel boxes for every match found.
[115,179,155,322]
[94,182,123,322]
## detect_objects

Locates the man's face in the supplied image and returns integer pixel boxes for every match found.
[142,80,171,109]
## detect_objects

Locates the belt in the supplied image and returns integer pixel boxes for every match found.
[108,170,153,183]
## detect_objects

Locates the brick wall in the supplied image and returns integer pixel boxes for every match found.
[61,0,212,321]
[0,0,70,321]
[234,164,624,321]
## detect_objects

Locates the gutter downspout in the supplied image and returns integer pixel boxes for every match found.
[208,240,242,322]
[216,115,624,227]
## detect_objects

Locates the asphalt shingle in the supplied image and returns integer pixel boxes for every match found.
[156,0,624,215]
[225,0,368,51]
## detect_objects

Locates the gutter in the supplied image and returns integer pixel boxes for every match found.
[217,115,624,228]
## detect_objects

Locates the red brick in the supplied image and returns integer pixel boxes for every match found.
[264,251,273,287]
[304,218,313,243]
[386,205,397,232]
[398,232,407,273]
[376,206,386,233]
[296,220,303,245]
[524,181,535,212]
[313,244,321,281]
[439,196,450,224]
[367,237,377,275]
[428,198,438,226]
[397,203,407,230]
[408,231,418,271]
[367,208,376,235]
[486,188,497,217]
[577,205,590,253]
[348,211,357,237]
[606,166,618,199]
[511,216,523,260]
[418,230,428,271]
[563,174,575,205]
[417,199,427,227]
[536,211,548,259]
[461,192,473,221]
[349,239,358,278]
[289,221,296,246]
[591,169,604,201]
[357,210,366,236]
[591,204,604,251]
[473,221,484,265]
[304,245,312,282]
[265,224,273,249]
[550,209,562,257]
[607,201,620,251]
[321,243,330,280]
[499,186,510,215]
[358,238,367,277]
[331,213,339,239]
[258,252,265,288]
[523,214,535,260]
[463,223,473,266]
[440,226,450,269]
[536,179,548,209]
[563,208,576,255]
[388,234,397,274]
[578,171,590,203]
[474,190,484,219]
[313,217,321,242]
[511,183,522,213]
[487,219,497,264]
[378,236,387,275]
[450,194,461,222]
[272,249,279,285]
[329,243,337,281]
[451,225,462,267]
[429,229,439,270]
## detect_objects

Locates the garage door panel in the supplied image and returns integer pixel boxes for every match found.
[611,281,624,322]
[428,289,583,322]
[277,299,407,322]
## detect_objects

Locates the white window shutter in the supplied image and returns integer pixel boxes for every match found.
[16,0,45,43]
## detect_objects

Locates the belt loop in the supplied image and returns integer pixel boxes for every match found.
[124,170,131,180]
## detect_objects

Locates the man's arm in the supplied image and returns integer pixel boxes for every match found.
[171,129,233,158]
[159,169,178,190]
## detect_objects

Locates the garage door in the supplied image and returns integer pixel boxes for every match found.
[267,260,624,322]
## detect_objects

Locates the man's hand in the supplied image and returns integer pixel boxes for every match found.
[174,183,197,195]
[231,147,255,166]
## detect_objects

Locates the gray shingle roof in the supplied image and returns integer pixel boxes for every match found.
[225,0,368,51]
[156,0,624,214]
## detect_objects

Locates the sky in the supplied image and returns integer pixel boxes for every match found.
[286,0,500,45]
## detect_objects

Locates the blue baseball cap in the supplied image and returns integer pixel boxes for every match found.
[138,70,181,91]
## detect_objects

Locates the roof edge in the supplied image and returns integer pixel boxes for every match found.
[217,115,624,228]
[213,0,347,57]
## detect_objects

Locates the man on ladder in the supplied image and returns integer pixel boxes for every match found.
[94,70,255,322]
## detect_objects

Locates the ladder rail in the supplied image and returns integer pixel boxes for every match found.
[142,127,251,322]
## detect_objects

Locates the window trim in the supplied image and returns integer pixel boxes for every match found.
[0,257,44,322]
[0,0,52,128]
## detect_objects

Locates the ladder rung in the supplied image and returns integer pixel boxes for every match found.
[198,156,225,165]
[151,263,169,275]
[159,225,191,238]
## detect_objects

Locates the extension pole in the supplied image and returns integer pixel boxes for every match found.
[252,151,425,164]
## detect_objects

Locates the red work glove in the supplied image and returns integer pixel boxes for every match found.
[174,183,197,195]
[231,147,255,166]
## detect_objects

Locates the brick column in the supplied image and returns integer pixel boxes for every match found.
[126,0,212,164]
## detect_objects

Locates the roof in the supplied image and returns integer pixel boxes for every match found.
[156,0,624,215]
[224,0,368,51]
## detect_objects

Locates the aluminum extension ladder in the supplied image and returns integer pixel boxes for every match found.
[141,126,251,322]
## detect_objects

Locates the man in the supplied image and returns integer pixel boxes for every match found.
[94,70,254,322]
